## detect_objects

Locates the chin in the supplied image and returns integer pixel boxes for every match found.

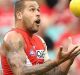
[32,30,38,33]
[29,26,39,34]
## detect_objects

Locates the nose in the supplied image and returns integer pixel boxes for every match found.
[36,11,40,18]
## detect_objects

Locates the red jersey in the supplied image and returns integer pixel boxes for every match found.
[1,28,49,75]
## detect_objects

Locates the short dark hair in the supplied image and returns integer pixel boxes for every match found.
[15,0,25,19]
[15,0,38,19]
[15,0,26,13]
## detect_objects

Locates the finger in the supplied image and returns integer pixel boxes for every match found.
[63,37,72,52]
[69,46,78,54]
[73,50,80,56]
[57,46,63,59]
[59,46,63,54]
[68,46,78,55]
[72,46,80,54]
[67,37,73,50]
[68,37,72,46]
[75,51,80,56]
[70,50,80,59]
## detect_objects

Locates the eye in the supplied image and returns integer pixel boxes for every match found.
[30,8,35,12]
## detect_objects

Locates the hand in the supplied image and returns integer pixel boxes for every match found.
[56,37,80,65]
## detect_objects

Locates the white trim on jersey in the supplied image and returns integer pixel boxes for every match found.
[35,35,50,62]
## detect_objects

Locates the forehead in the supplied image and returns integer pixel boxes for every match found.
[24,1,39,8]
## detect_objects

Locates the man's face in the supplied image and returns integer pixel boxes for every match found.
[22,1,40,33]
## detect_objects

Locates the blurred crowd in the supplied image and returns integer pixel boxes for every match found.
[0,0,80,75]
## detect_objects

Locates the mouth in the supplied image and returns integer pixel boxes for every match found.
[35,19,41,25]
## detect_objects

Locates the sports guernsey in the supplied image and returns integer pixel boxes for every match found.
[1,28,49,75]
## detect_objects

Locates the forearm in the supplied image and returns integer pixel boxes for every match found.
[58,59,73,75]
[46,59,73,75]
[46,66,67,75]
[47,60,73,75]
[14,59,72,75]
[7,51,63,75]
[21,59,58,75]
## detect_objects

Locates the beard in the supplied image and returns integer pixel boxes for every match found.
[23,18,39,34]
[28,27,39,34]
[23,24,39,34]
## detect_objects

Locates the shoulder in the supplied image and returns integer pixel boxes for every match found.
[3,31,25,52]
[4,31,24,43]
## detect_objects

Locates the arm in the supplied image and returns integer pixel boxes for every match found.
[47,37,80,75]
[3,32,80,75]
[2,31,61,75]
[46,59,74,75]
[36,36,73,75]
[54,37,79,75]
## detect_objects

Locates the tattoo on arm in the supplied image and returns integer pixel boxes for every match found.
[7,42,58,75]
[46,66,67,75]
[7,50,58,75]
[4,35,59,75]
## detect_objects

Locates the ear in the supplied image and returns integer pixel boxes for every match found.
[16,12,23,20]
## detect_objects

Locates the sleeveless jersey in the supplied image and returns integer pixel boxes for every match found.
[1,28,48,75]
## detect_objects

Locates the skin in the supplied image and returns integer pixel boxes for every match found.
[16,1,40,35]
[1,1,80,75]
[3,31,80,75]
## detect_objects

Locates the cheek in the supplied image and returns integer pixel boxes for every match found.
[23,11,35,23]
[22,12,36,28]
[27,16,33,23]
[23,15,31,24]
[26,12,35,22]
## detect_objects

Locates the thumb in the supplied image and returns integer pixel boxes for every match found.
[57,46,63,59]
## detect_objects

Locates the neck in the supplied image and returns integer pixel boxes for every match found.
[15,21,33,37]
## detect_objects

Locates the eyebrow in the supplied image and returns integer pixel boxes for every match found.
[29,5,40,9]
